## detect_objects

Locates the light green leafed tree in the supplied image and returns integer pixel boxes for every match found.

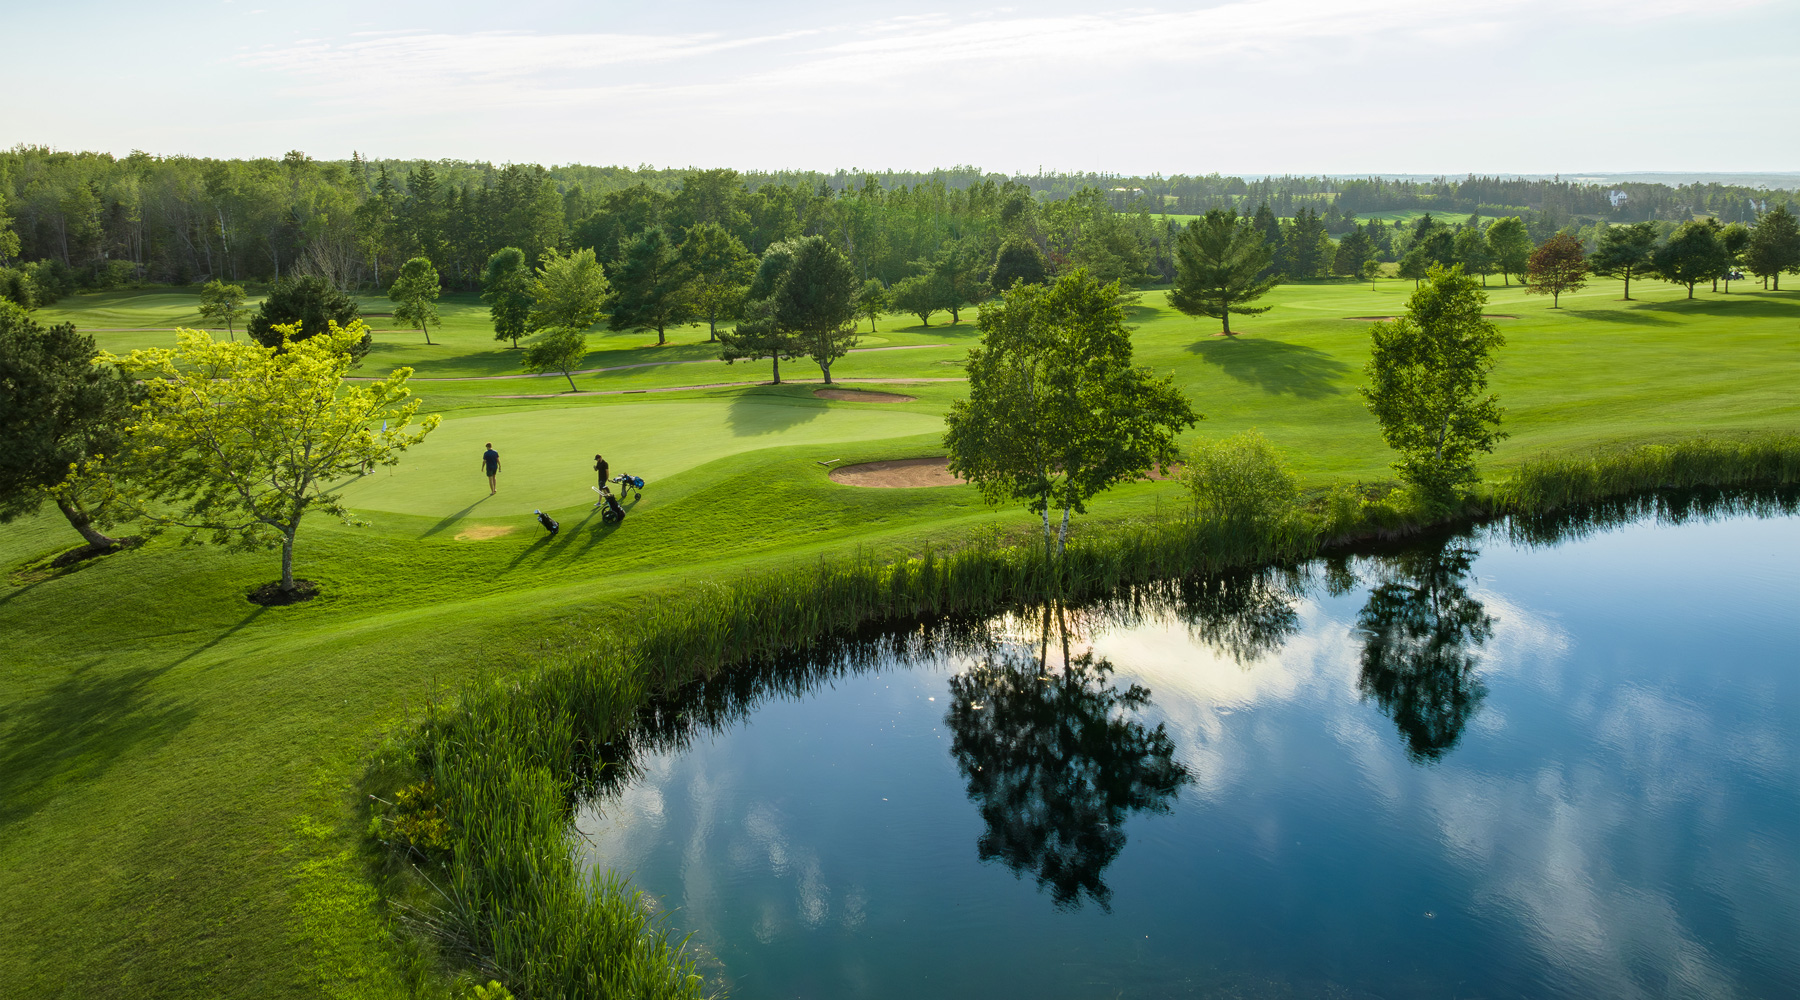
[1180,430,1299,528]
[523,247,609,390]
[1451,228,1494,285]
[888,272,952,327]
[1166,209,1277,336]
[481,247,533,348]
[1360,265,1506,504]
[105,319,438,596]
[1360,258,1383,290]
[944,270,1199,559]
[197,279,249,341]
[389,256,442,345]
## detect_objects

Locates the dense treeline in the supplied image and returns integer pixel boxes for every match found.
[3,145,1793,299]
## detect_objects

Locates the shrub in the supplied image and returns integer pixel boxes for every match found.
[1180,430,1299,526]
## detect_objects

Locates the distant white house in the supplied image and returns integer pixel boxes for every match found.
[1608,189,1629,208]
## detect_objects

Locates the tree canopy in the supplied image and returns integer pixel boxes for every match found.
[480,247,533,347]
[944,270,1198,556]
[1525,232,1589,307]
[1360,265,1506,502]
[1653,221,1730,299]
[770,236,860,383]
[0,302,135,551]
[718,241,803,384]
[248,275,366,356]
[678,222,755,341]
[1589,221,1658,300]
[197,280,248,341]
[389,257,443,344]
[607,225,693,345]
[105,320,438,595]
[1166,209,1277,336]
[1484,217,1532,285]
[1743,204,1800,290]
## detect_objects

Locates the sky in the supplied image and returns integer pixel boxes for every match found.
[6,0,1797,174]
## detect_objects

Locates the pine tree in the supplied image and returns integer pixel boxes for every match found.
[1167,210,1278,336]
[607,226,692,346]
[1743,204,1800,291]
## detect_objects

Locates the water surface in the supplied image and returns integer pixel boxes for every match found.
[575,508,1800,999]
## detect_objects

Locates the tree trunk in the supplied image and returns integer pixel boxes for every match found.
[1042,507,1053,564]
[564,369,577,392]
[1623,272,1631,300]
[657,324,666,346]
[1055,506,1071,558]
[708,316,718,342]
[771,355,781,385]
[1222,309,1232,336]
[280,524,298,591]
[55,497,117,552]
[1688,283,1696,299]
[821,360,832,384]
[424,323,434,346]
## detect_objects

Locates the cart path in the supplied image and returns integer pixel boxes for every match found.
[346,343,954,381]
[487,377,967,399]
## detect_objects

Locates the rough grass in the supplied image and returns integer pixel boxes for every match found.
[4,276,1798,998]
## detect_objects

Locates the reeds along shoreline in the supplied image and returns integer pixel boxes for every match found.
[392,431,1800,1000]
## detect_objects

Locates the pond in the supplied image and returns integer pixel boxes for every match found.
[573,503,1800,999]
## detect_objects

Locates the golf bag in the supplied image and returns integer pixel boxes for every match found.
[610,473,646,501]
[535,509,560,536]
[600,490,626,524]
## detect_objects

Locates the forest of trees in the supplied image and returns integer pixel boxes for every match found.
[2,146,1794,303]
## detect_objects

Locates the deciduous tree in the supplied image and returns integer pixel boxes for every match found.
[1652,221,1730,299]
[855,278,887,332]
[106,320,437,595]
[389,256,442,345]
[1166,209,1277,336]
[1743,204,1800,290]
[0,303,135,552]
[1525,232,1588,307]
[1589,221,1658,300]
[523,247,608,390]
[678,223,755,342]
[607,225,693,345]
[945,270,1198,558]
[1360,265,1506,503]
[889,272,951,327]
[481,247,533,348]
[1484,217,1532,285]
[1451,228,1494,285]
[991,238,1049,290]
[1719,222,1751,292]
[197,280,248,341]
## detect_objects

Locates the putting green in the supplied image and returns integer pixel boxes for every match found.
[338,393,942,519]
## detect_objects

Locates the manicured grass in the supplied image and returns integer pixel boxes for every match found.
[4,275,1797,997]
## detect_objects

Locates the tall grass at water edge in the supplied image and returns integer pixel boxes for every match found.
[391,431,1800,1000]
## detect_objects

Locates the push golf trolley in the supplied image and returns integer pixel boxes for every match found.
[609,473,646,502]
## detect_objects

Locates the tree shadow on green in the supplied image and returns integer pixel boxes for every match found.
[0,661,198,831]
[727,389,825,436]
[1637,297,1800,318]
[1564,308,1677,325]
[1188,337,1351,399]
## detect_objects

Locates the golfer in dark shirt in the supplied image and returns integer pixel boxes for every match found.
[482,443,500,494]
[594,454,609,498]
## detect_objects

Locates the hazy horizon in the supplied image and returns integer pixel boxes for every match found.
[7,0,1797,174]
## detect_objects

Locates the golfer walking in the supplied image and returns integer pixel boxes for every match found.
[482,443,501,495]
[593,453,609,502]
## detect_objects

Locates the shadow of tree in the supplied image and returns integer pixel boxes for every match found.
[420,495,493,537]
[727,388,825,437]
[0,661,198,831]
[1564,308,1677,325]
[1637,297,1800,317]
[1188,337,1351,399]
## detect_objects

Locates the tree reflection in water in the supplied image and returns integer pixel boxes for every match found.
[944,606,1191,911]
[1353,537,1494,762]
[1169,568,1303,664]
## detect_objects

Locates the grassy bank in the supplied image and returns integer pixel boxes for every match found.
[394,433,1800,998]
[4,276,1798,997]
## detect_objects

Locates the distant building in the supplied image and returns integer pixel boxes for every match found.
[1608,190,1629,208]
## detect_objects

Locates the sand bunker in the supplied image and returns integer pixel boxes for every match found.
[829,457,966,488]
[814,387,917,403]
[454,525,516,541]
